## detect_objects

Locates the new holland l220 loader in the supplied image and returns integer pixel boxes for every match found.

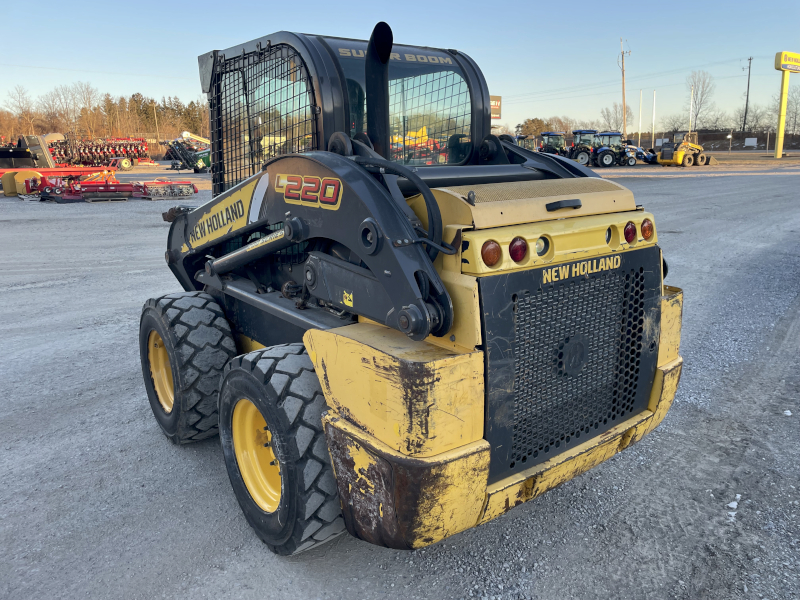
[139,22,684,555]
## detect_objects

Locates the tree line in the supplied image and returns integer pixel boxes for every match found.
[1,83,209,144]
[500,71,800,139]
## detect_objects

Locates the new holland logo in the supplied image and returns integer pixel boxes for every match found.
[542,255,621,284]
[274,174,343,210]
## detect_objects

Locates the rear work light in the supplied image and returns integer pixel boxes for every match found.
[509,237,528,262]
[481,240,502,267]
[624,221,636,244]
[641,219,654,240]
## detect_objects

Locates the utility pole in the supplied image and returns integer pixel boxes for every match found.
[741,56,752,133]
[651,90,656,149]
[620,39,631,138]
[152,102,161,142]
[637,89,642,146]
[688,85,694,132]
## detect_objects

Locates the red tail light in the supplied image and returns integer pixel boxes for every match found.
[624,221,636,243]
[509,237,528,262]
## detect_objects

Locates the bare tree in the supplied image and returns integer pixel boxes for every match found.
[702,109,731,131]
[746,105,766,132]
[599,103,633,131]
[686,70,716,130]
[662,113,686,133]
[6,85,37,135]
[490,123,514,136]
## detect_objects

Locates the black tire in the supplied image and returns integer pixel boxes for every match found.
[576,150,590,165]
[626,156,637,166]
[598,150,615,167]
[219,344,345,556]
[139,291,237,444]
[681,153,694,167]
[695,153,707,166]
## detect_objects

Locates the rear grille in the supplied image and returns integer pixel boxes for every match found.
[479,246,661,482]
[510,268,645,466]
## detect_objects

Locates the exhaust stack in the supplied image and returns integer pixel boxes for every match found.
[365,22,393,159]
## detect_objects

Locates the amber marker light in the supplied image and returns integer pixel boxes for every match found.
[481,240,502,266]
[624,221,636,244]
[641,219,654,240]
[509,237,528,262]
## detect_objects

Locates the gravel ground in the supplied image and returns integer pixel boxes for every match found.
[1,170,798,600]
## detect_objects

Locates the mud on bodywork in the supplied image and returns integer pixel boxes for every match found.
[323,414,490,549]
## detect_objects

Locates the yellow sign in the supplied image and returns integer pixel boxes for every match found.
[187,180,255,247]
[775,51,800,72]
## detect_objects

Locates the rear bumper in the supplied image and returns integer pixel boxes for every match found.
[323,286,683,549]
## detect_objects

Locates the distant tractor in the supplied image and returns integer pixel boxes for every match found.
[657,131,709,167]
[592,131,628,168]
[568,129,597,165]
[539,131,567,156]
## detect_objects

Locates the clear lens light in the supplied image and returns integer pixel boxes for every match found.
[535,237,549,256]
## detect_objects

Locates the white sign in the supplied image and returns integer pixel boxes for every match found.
[744,137,758,147]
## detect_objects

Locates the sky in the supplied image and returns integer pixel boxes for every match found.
[2,1,797,131]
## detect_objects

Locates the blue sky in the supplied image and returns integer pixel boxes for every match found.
[2,1,796,129]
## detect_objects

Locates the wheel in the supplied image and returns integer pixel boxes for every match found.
[695,153,707,166]
[118,158,132,171]
[576,151,590,165]
[598,150,615,167]
[139,292,237,444]
[218,344,345,555]
[681,153,694,167]
[626,156,637,166]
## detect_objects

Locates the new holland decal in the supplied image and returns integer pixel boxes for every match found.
[542,255,622,285]
[187,179,258,247]
[275,174,343,210]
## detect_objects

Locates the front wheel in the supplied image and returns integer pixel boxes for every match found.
[695,153,707,166]
[576,151,590,165]
[219,344,345,555]
[626,156,637,166]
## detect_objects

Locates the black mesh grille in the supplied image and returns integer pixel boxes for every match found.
[509,268,647,467]
[211,45,317,195]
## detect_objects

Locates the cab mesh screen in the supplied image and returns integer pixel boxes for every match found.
[387,71,471,166]
[211,45,317,195]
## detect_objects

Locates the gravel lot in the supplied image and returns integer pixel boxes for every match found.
[1,166,798,600]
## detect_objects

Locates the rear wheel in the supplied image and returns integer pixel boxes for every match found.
[681,153,694,167]
[219,344,345,555]
[576,150,590,165]
[695,153,707,166]
[139,292,237,443]
[598,150,615,167]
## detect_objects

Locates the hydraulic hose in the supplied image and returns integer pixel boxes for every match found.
[351,155,443,262]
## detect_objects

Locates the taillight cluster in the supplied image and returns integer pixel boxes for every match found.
[623,219,654,244]
[481,236,549,267]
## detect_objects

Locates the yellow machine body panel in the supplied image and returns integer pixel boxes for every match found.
[305,323,485,457]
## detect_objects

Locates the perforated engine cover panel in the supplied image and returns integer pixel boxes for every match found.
[479,246,662,483]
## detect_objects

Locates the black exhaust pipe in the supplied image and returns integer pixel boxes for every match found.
[365,22,393,159]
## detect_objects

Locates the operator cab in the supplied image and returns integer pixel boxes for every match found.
[539,131,566,155]
[673,131,698,145]
[197,31,596,197]
[595,132,623,151]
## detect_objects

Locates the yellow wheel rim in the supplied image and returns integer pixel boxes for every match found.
[232,399,282,513]
[147,330,174,413]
